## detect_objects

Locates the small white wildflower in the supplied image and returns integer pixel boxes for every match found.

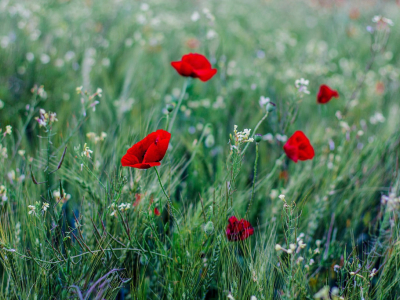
[309,258,315,265]
[295,78,310,95]
[5,125,12,135]
[339,121,350,132]
[259,96,270,108]
[296,257,304,264]
[49,112,58,123]
[279,194,286,201]
[331,287,339,296]
[119,203,131,212]
[42,202,50,212]
[314,286,329,299]
[369,268,377,278]
[140,3,149,11]
[275,134,288,142]
[76,86,83,94]
[227,293,235,300]
[334,264,340,272]
[370,112,385,124]
[372,15,394,27]
[86,132,96,140]
[18,150,25,156]
[28,205,36,215]
[314,248,320,254]
[233,125,253,143]
[250,296,258,300]
[262,133,274,141]
[82,143,93,158]
[275,244,283,251]
[191,11,200,22]
[26,52,34,62]
[289,243,296,251]
[40,53,50,64]
[298,240,306,248]
[96,88,102,97]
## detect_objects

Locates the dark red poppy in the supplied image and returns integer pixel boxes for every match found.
[171,53,217,82]
[317,84,339,104]
[226,216,254,241]
[283,131,315,163]
[121,129,171,169]
[154,207,160,216]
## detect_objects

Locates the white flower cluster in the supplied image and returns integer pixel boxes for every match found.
[27,201,50,215]
[369,112,385,124]
[35,109,58,128]
[381,192,400,211]
[295,78,310,95]
[81,143,93,158]
[109,202,132,216]
[53,189,71,203]
[372,15,394,27]
[86,132,107,144]
[233,125,254,143]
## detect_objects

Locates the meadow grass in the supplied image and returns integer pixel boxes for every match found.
[0,0,400,299]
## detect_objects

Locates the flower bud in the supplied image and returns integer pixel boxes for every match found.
[266,102,276,112]
[166,103,174,113]
[254,134,262,143]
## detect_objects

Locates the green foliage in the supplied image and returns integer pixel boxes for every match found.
[1,0,400,299]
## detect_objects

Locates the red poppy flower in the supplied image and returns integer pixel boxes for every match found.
[317,84,339,104]
[283,131,315,163]
[154,207,160,216]
[121,129,171,169]
[226,216,254,241]
[171,53,217,82]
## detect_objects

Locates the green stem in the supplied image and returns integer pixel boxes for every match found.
[246,143,259,218]
[46,128,52,201]
[154,168,179,232]
[165,114,170,131]
[242,111,269,155]
[168,79,189,133]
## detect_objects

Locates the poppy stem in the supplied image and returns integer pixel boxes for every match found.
[154,167,179,231]
[165,114,169,131]
[242,111,269,155]
[168,78,189,133]
[246,143,259,218]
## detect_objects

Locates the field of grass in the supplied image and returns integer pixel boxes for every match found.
[1,0,400,299]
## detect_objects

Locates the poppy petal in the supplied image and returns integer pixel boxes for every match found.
[182,53,211,69]
[131,162,161,169]
[143,138,170,164]
[193,68,217,81]
[317,84,339,104]
[283,143,299,163]
[171,61,182,73]
[121,152,140,167]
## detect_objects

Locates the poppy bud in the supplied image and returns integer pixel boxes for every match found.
[266,102,275,112]
[254,134,262,143]
[166,104,174,113]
